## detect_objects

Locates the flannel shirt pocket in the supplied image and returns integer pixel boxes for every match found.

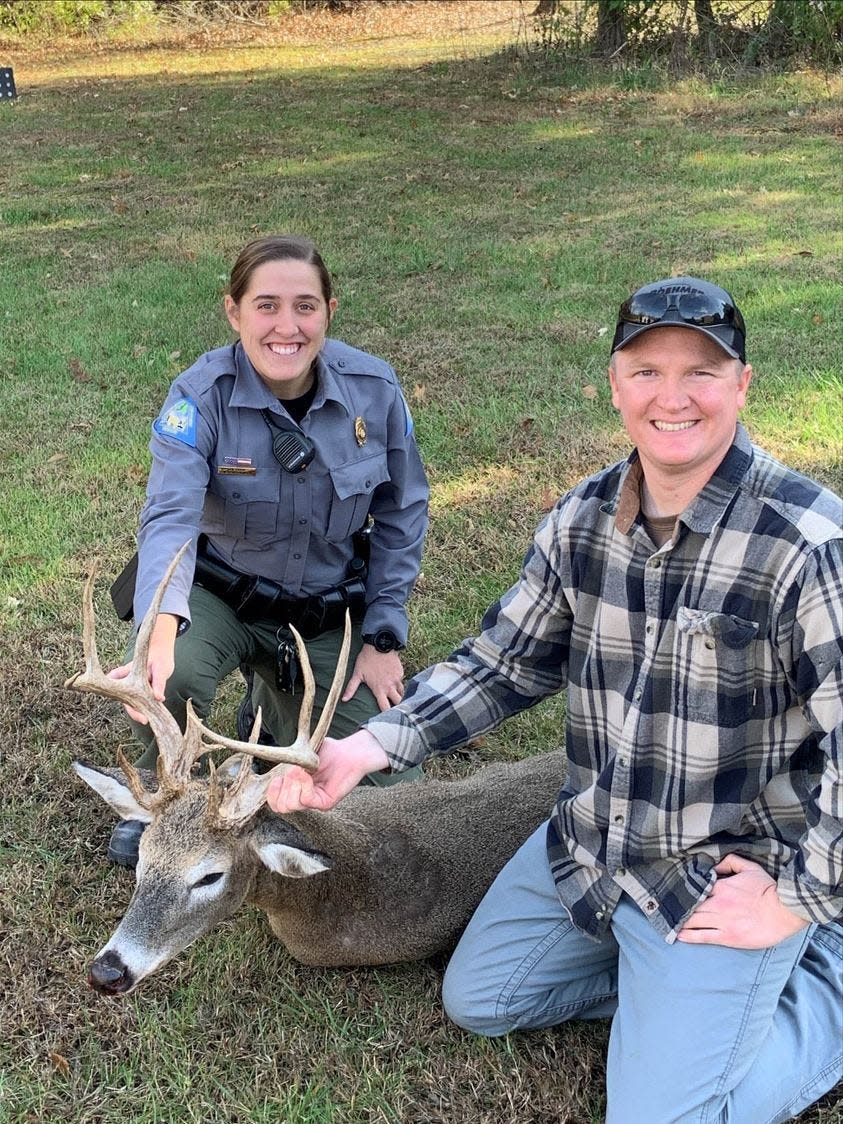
[676,607,760,725]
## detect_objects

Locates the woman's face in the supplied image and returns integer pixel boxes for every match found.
[224,259,337,399]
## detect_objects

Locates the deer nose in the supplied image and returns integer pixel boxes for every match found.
[88,950,135,996]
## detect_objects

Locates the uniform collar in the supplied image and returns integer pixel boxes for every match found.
[613,424,754,537]
[228,341,350,416]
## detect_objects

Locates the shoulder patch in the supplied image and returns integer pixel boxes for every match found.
[154,397,198,447]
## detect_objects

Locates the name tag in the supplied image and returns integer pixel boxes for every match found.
[217,465,257,476]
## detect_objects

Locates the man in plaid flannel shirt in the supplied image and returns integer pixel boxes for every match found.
[268,277,842,1122]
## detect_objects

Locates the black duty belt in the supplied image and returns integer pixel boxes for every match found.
[110,537,368,641]
[193,540,366,640]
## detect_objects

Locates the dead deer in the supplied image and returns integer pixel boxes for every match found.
[68,545,564,996]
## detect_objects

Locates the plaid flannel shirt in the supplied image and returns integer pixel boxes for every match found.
[366,425,843,941]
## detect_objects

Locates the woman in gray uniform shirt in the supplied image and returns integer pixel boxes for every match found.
[107,234,429,865]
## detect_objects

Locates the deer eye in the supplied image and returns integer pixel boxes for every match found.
[193,872,224,889]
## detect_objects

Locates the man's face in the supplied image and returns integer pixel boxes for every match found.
[609,326,753,482]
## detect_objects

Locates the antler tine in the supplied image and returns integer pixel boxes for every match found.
[185,700,320,770]
[65,542,192,777]
[206,757,294,832]
[306,610,351,749]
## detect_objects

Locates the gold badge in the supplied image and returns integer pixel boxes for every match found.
[355,416,367,446]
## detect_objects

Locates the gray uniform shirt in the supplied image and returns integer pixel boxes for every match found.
[134,339,429,645]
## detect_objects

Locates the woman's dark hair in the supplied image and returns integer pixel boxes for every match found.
[228,234,333,305]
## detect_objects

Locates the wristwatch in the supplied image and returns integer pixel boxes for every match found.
[362,630,404,653]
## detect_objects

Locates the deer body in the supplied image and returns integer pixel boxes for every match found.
[68,546,563,995]
[76,750,564,989]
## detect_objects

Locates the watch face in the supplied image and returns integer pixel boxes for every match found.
[374,630,399,652]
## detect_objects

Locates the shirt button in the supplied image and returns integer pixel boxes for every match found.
[645,622,654,635]
[650,558,662,568]
[614,814,624,824]
[634,689,642,700]
[337,360,346,368]
[704,638,716,650]
[364,479,371,488]
[595,909,605,921]
[298,518,307,525]
[298,477,306,484]
[619,757,629,768]
[293,553,301,560]
[646,900,657,912]
[617,868,626,877]
[232,492,241,499]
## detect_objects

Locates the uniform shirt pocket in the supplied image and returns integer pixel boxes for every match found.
[326,453,390,543]
[203,474,280,543]
[675,607,760,726]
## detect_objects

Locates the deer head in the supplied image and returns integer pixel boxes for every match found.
[68,544,351,994]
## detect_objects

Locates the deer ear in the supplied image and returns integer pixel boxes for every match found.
[254,842,332,878]
[72,761,154,823]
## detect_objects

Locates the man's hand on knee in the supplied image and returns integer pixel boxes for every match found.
[676,854,809,949]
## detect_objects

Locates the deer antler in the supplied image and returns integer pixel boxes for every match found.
[203,614,353,831]
[65,542,206,795]
[67,544,352,825]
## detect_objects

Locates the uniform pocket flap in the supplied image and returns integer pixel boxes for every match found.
[330,455,389,501]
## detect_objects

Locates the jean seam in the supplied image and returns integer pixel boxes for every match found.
[699,945,777,1124]
[495,919,617,1023]
[700,925,819,1124]
[760,1054,843,1124]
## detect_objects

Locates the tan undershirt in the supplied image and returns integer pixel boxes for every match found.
[642,512,678,548]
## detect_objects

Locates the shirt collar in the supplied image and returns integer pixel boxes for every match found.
[613,424,754,537]
[228,342,350,416]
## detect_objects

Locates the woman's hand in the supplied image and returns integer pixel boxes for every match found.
[107,612,180,724]
[266,729,390,812]
[676,854,809,949]
[342,645,404,711]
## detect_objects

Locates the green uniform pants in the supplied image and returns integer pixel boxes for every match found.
[128,584,422,786]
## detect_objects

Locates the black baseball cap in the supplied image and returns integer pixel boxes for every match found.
[611,276,746,363]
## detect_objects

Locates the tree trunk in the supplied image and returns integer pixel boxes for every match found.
[596,0,626,58]
[694,0,720,58]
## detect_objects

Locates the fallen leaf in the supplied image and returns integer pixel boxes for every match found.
[794,249,814,257]
[410,383,427,403]
[581,385,598,400]
[597,326,609,337]
[540,487,557,512]
[167,350,182,362]
[47,453,68,465]
[68,358,91,383]
[812,314,824,325]
[48,1052,71,1077]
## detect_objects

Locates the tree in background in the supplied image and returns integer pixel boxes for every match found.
[530,0,843,67]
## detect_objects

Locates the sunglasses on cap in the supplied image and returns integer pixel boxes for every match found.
[611,278,746,362]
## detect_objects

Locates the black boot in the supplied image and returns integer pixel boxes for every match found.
[236,665,279,746]
[107,819,147,868]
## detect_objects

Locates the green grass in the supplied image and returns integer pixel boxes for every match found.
[1,10,841,1124]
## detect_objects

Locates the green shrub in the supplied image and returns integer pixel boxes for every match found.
[0,0,155,34]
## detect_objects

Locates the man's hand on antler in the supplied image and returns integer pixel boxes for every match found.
[108,613,180,724]
[266,729,390,813]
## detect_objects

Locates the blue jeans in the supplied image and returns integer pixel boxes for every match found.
[443,822,843,1124]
